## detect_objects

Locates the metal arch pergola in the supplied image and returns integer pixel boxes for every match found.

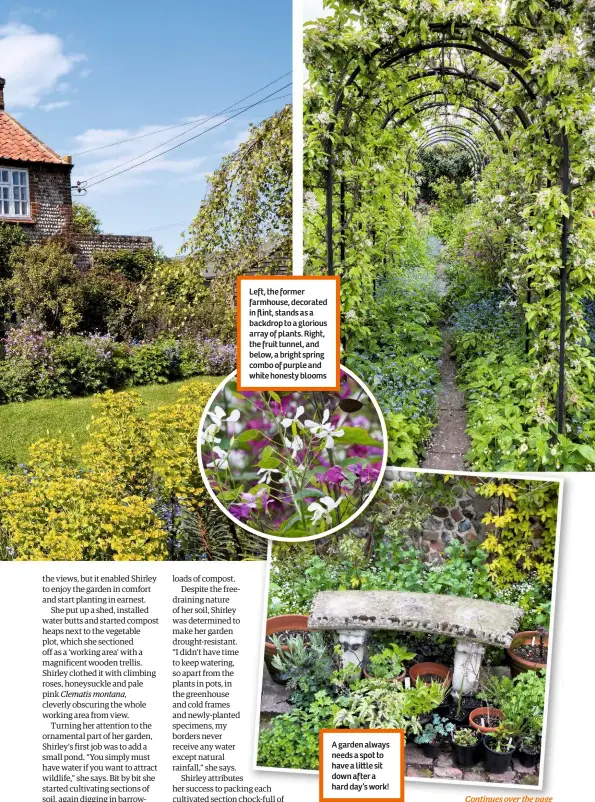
[416,138,484,178]
[418,124,489,169]
[321,21,571,435]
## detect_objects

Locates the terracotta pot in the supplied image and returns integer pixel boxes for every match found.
[408,662,453,686]
[468,707,505,734]
[506,631,548,676]
[264,614,310,658]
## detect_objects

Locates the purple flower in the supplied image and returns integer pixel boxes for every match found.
[229,502,254,521]
[319,465,346,486]
[348,462,381,485]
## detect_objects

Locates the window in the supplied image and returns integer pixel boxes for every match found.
[0,168,29,218]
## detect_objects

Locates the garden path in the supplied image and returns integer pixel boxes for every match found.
[422,245,470,471]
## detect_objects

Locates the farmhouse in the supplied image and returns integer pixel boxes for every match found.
[0,76,152,267]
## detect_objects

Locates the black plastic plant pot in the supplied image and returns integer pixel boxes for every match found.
[483,736,515,774]
[452,742,479,767]
[518,748,540,768]
[421,741,442,759]
[447,709,469,727]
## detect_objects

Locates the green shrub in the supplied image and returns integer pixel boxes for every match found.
[8,241,83,332]
[127,341,176,385]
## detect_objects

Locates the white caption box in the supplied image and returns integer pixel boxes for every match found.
[320,730,404,802]
[237,276,340,391]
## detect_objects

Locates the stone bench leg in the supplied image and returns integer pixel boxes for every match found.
[452,640,484,698]
[337,629,367,669]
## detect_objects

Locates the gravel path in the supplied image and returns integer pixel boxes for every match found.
[422,256,470,471]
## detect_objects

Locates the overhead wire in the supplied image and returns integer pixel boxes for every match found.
[79,83,291,190]
[71,70,292,156]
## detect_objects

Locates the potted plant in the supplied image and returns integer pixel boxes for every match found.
[517,732,541,768]
[482,727,516,774]
[414,714,455,758]
[264,615,310,683]
[452,727,481,767]
[363,644,416,683]
[468,706,505,734]
[507,627,548,676]
[409,661,453,686]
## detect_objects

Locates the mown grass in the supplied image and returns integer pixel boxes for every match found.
[0,376,221,466]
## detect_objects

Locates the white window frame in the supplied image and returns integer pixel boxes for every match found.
[0,167,30,218]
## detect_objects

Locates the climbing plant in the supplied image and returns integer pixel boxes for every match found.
[304,0,595,469]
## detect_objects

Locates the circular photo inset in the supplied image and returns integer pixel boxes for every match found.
[198,367,387,540]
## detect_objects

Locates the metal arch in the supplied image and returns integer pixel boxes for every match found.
[416,137,484,175]
[397,90,513,132]
[420,124,489,157]
[418,131,488,173]
[395,110,497,142]
[417,134,484,172]
[320,23,570,433]
[379,39,536,101]
[404,68,532,127]
[395,103,505,141]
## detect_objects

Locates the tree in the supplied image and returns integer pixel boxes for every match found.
[72,202,102,235]
[151,105,292,340]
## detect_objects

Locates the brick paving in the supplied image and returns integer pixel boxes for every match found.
[405,742,540,785]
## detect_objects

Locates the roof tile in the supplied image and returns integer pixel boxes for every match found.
[0,111,68,165]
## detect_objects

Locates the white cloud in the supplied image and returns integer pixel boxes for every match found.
[221,128,250,151]
[70,122,213,195]
[302,0,333,22]
[0,23,84,108]
[41,99,70,111]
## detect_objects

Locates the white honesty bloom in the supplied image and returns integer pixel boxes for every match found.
[308,496,343,526]
[207,447,229,470]
[284,434,304,460]
[304,408,344,449]
[200,423,221,446]
[282,405,305,429]
[206,406,241,426]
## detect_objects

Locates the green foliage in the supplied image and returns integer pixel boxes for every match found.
[333,677,447,733]
[257,691,335,770]
[485,671,546,740]
[271,632,339,708]
[477,480,559,586]
[0,221,27,280]
[453,727,480,747]
[93,248,156,282]
[415,714,455,745]
[418,144,474,204]
[8,241,83,332]
[72,203,102,235]
[0,380,263,562]
[367,643,416,680]
[428,177,474,240]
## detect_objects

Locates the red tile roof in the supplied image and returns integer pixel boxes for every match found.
[0,111,69,165]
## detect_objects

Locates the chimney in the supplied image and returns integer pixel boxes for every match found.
[0,77,5,111]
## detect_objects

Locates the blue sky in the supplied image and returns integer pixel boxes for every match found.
[0,1,292,254]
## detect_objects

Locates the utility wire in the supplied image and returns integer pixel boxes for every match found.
[71,70,292,157]
[82,84,291,189]
[80,89,290,185]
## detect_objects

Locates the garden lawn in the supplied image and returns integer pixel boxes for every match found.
[0,376,221,467]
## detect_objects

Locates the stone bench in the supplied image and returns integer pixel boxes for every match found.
[308,590,523,696]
